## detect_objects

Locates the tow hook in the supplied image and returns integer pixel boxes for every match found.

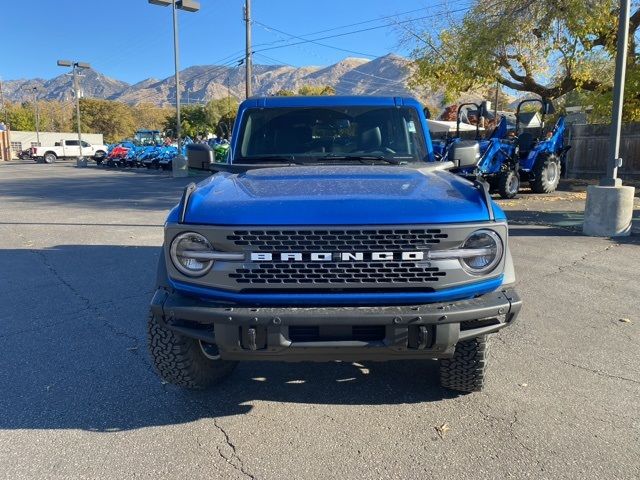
[418,326,429,348]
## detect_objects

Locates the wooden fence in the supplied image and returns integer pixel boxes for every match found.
[0,130,9,161]
[565,123,640,179]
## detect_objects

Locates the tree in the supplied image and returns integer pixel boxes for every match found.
[132,103,173,132]
[411,0,640,119]
[78,98,136,143]
[297,85,335,96]
[6,102,35,131]
[204,96,239,137]
[273,89,295,96]
[164,104,210,139]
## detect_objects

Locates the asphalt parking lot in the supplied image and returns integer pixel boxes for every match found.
[1,160,639,479]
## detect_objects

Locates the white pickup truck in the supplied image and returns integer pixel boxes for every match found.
[32,139,108,164]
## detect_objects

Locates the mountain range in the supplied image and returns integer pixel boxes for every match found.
[2,54,427,106]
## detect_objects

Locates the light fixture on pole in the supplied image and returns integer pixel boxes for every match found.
[57,59,91,167]
[583,0,636,236]
[148,0,200,178]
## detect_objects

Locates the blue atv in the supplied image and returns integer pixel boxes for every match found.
[512,99,569,194]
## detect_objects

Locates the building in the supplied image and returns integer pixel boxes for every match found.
[5,130,105,159]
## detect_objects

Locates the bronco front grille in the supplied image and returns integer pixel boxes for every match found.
[229,262,447,285]
[226,229,448,252]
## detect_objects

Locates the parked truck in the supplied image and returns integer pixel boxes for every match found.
[147,96,521,393]
[32,139,108,164]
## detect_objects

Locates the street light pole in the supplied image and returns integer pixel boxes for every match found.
[172,0,183,175]
[244,0,252,98]
[149,0,200,178]
[602,0,630,187]
[57,59,90,167]
[583,0,635,237]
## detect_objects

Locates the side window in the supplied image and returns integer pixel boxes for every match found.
[66,140,79,146]
[81,141,90,147]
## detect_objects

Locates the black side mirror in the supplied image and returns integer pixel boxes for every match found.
[423,107,431,119]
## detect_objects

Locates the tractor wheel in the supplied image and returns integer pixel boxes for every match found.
[531,154,561,194]
[497,170,519,199]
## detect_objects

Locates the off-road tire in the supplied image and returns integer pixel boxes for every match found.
[530,154,560,193]
[497,170,519,199]
[147,312,237,389]
[439,335,489,393]
[43,152,57,164]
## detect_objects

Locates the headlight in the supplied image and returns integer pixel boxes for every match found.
[458,229,503,275]
[170,232,215,277]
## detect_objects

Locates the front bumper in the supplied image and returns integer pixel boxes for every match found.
[150,288,521,361]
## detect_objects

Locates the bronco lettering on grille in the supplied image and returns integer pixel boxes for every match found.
[250,251,426,262]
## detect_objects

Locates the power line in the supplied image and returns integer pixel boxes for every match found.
[251,1,465,50]
[253,6,472,55]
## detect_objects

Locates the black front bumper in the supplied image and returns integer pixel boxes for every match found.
[150,288,521,361]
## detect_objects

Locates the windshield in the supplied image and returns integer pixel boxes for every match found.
[235,106,427,164]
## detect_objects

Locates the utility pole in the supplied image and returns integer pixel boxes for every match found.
[31,87,41,146]
[57,60,90,167]
[583,0,635,237]
[244,0,252,98]
[0,77,6,124]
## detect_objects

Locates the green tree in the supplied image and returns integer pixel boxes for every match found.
[6,102,35,131]
[273,89,296,96]
[411,1,640,119]
[77,98,136,142]
[132,103,173,132]
[204,96,239,137]
[297,85,336,96]
[164,104,210,139]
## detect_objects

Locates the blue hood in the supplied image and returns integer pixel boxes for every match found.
[180,165,501,225]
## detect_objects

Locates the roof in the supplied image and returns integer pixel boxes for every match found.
[239,95,423,109]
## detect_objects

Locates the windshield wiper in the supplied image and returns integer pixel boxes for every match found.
[320,154,408,165]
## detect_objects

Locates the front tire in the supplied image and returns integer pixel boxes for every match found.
[439,335,489,393]
[147,313,237,389]
[530,154,560,193]
[497,170,519,199]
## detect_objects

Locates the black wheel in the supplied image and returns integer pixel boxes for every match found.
[439,335,489,393]
[93,151,106,162]
[530,154,560,193]
[497,170,519,199]
[43,152,57,164]
[147,313,237,389]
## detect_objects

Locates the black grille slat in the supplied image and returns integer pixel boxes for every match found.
[225,228,450,286]
[227,229,448,252]
[231,262,445,285]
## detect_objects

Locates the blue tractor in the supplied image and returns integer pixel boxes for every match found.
[512,99,569,195]
[448,98,568,199]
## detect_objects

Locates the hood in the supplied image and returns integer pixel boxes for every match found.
[181,165,499,225]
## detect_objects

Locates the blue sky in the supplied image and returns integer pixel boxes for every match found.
[2,0,464,84]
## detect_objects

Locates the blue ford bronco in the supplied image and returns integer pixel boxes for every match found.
[148,96,521,393]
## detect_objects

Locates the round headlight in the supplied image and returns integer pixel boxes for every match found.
[459,229,503,275]
[170,232,214,277]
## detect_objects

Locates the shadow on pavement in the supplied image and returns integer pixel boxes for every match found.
[504,209,640,243]
[0,164,207,211]
[0,244,458,433]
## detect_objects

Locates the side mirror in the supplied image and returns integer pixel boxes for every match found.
[423,107,431,119]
